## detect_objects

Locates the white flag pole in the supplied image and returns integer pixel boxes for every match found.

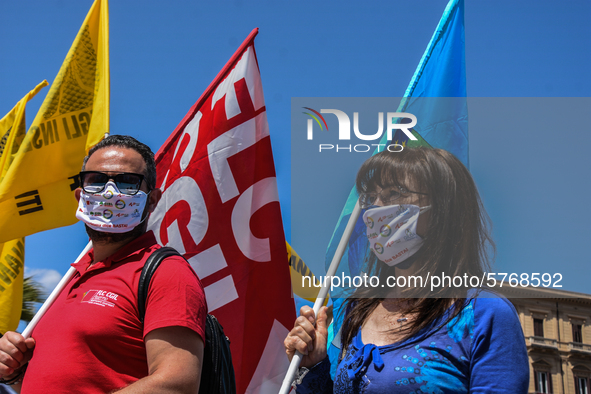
[22,241,92,338]
[279,201,362,394]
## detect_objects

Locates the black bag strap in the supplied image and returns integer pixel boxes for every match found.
[138,246,181,323]
[138,246,237,394]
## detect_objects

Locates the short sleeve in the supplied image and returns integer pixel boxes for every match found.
[143,255,207,342]
[470,296,529,393]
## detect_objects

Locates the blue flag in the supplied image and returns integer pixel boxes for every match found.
[325,0,468,379]
[395,0,468,165]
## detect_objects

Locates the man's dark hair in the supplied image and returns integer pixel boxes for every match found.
[82,135,157,190]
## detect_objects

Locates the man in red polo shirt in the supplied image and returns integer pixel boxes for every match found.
[0,135,207,393]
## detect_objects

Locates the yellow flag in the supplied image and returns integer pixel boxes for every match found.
[0,82,48,333]
[287,242,327,304]
[0,0,109,244]
[0,81,48,182]
[0,239,25,333]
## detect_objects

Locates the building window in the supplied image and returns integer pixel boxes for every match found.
[573,324,583,343]
[535,370,553,393]
[534,318,545,337]
[575,376,589,394]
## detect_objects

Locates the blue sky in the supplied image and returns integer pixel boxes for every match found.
[1,0,590,304]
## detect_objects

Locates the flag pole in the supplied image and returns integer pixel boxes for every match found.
[22,241,92,338]
[279,201,362,394]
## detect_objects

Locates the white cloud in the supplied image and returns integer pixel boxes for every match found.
[24,267,63,295]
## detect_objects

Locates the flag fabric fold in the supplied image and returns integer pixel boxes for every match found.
[0,0,109,244]
[0,239,25,333]
[395,0,468,164]
[148,28,295,394]
[288,242,328,313]
[324,0,468,379]
[0,82,47,333]
[0,81,48,183]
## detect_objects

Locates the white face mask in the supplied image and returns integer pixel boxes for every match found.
[362,204,431,266]
[76,181,149,233]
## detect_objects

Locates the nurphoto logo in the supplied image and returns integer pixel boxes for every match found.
[303,107,417,153]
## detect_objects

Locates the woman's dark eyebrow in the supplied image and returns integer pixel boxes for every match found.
[378,183,400,190]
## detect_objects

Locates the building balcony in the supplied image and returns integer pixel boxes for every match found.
[568,342,591,354]
[528,336,558,350]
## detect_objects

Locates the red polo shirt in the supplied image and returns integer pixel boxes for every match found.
[21,231,207,393]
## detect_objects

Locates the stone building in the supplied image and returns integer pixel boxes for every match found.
[498,285,591,394]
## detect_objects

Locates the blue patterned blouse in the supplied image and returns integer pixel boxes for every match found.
[293,291,529,393]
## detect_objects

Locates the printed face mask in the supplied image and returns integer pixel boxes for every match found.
[362,204,431,266]
[76,181,149,233]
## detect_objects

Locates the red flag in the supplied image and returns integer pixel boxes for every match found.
[148,28,295,393]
